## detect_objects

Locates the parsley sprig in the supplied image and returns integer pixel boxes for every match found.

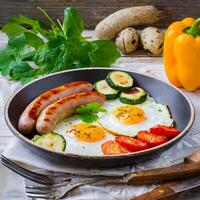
[0,7,120,83]
[76,102,107,123]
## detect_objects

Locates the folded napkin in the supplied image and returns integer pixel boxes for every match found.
[2,65,200,199]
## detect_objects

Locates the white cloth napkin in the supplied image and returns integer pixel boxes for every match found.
[1,65,200,199]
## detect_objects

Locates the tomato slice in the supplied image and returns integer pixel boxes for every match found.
[101,140,129,155]
[137,131,168,147]
[150,125,181,137]
[115,135,148,152]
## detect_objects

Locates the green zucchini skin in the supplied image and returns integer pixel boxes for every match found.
[94,80,119,99]
[106,71,134,91]
[31,135,40,142]
[119,87,147,105]
[106,93,119,100]
[34,132,66,151]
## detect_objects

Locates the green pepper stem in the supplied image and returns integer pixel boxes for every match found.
[185,18,200,37]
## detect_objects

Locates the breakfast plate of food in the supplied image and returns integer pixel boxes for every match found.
[4,68,194,167]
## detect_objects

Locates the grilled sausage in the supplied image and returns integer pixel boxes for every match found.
[36,91,106,134]
[18,81,93,134]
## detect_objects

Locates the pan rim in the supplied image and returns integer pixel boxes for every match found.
[4,67,195,160]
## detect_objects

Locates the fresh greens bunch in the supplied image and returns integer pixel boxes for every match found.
[0,7,120,83]
[76,102,107,123]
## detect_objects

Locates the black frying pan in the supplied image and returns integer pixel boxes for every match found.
[4,68,195,168]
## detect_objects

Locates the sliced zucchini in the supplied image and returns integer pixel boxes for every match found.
[94,80,119,99]
[31,135,40,142]
[106,71,134,91]
[119,87,147,105]
[34,133,66,151]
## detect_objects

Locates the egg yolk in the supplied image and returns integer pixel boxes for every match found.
[112,105,145,125]
[66,123,105,142]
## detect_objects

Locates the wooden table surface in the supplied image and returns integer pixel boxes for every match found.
[0,30,200,199]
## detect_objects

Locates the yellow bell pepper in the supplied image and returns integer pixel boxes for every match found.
[164,17,200,91]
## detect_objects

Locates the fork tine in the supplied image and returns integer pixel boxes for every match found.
[1,155,74,184]
[1,155,74,183]
[25,182,69,191]
[1,158,54,185]
[1,155,72,178]
[1,155,54,180]
[26,188,56,194]
[26,192,55,199]
[26,186,56,194]
[1,156,48,178]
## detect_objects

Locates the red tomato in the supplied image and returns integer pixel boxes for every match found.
[101,141,129,155]
[150,125,181,138]
[137,131,168,147]
[115,135,148,152]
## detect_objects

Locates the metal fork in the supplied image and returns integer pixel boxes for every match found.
[1,155,122,183]
[1,155,75,185]
[1,155,125,199]
[1,155,121,183]
[25,176,121,199]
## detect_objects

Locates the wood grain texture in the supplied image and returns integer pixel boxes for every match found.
[127,163,200,185]
[132,185,176,200]
[0,0,200,29]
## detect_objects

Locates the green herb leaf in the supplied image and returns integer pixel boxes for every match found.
[34,37,76,73]
[2,22,28,38]
[0,7,120,84]
[8,34,27,49]
[12,15,42,29]
[76,102,107,123]
[79,114,99,123]
[11,14,49,38]
[11,62,39,83]
[63,7,84,39]
[89,40,121,67]
[0,35,28,76]
[24,32,45,48]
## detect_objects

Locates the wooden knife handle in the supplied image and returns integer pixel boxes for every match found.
[126,162,200,185]
[130,149,200,199]
[185,149,200,163]
[132,184,178,200]
[126,149,200,185]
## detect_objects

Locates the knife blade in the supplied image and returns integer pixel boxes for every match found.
[124,148,200,185]
[132,176,200,200]
[168,176,200,193]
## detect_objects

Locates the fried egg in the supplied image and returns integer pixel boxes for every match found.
[98,96,173,137]
[53,115,115,156]
[53,96,173,156]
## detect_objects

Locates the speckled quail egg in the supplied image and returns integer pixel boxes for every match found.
[115,28,139,54]
[140,27,164,56]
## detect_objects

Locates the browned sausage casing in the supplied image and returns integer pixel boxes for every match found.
[18,81,93,134]
[36,91,106,134]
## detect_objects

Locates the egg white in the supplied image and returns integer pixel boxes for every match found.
[98,96,173,137]
[53,115,115,156]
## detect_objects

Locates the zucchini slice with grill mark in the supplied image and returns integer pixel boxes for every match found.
[34,132,66,151]
[119,87,147,105]
[106,71,134,91]
[94,80,119,99]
